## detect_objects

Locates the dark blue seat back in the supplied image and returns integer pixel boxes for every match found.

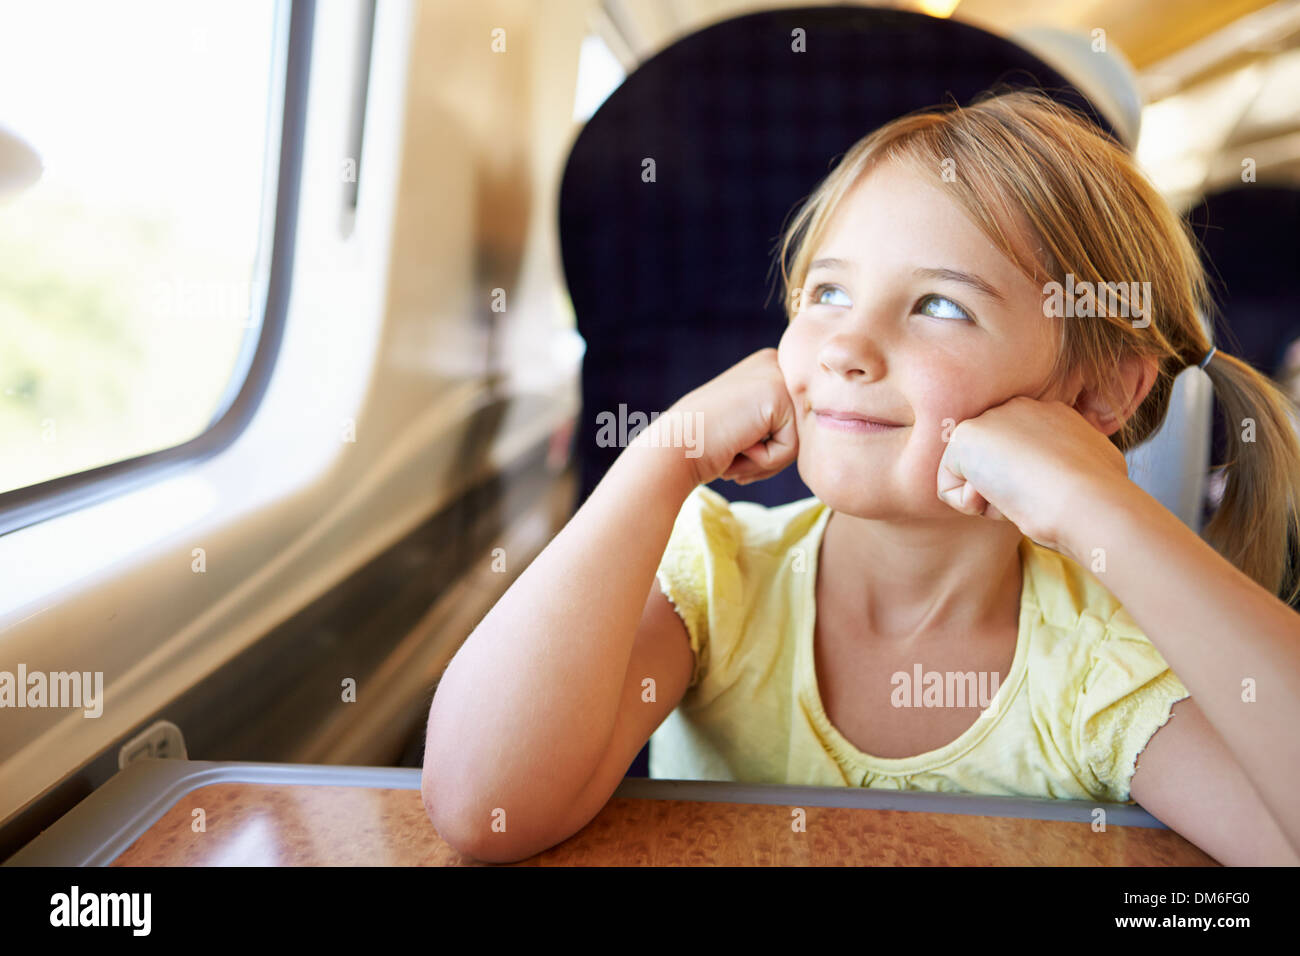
[559,6,1119,511]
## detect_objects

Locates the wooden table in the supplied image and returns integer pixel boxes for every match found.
[5,759,1218,866]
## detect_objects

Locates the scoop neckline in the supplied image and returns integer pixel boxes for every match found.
[799,502,1035,774]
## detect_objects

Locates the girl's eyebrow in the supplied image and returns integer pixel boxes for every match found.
[914,267,1005,302]
[808,258,1004,303]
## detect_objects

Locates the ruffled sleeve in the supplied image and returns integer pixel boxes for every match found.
[654,484,744,690]
[1070,621,1191,804]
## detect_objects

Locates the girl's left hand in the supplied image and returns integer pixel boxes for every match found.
[936,396,1131,556]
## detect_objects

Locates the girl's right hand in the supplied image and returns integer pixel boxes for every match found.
[653,347,799,489]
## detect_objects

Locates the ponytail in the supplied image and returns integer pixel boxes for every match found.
[1196,347,1300,606]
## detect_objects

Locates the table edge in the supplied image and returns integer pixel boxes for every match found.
[4,758,1165,866]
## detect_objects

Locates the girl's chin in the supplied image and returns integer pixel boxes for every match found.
[801,462,895,498]
[810,493,944,522]
[802,469,934,516]
[806,485,902,515]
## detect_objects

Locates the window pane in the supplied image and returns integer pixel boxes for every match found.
[0,0,278,495]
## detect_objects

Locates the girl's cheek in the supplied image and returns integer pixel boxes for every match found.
[912,365,991,426]
[776,331,809,396]
[776,328,792,374]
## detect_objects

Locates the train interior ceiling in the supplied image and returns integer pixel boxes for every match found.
[1,0,1299,861]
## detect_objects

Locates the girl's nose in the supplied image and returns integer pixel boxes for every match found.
[818,332,883,380]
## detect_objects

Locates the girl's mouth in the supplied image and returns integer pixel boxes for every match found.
[813,411,905,434]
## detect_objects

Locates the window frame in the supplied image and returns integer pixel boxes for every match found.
[0,0,316,538]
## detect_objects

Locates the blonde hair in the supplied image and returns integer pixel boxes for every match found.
[772,88,1300,605]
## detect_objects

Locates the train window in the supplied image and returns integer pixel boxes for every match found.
[0,1,279,498]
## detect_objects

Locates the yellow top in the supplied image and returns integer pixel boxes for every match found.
[650,484,1191,803]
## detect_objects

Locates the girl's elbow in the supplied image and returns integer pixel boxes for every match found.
[420,769,555,863]
[421,775,485,860]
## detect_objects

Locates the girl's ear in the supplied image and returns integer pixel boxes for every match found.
[1070,355,1159,436]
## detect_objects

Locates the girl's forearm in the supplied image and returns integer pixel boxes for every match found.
[1062,478,1300,850]
[422,416,700,845]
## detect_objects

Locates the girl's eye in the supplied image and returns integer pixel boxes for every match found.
[808,283,851,308]
[805,284,975,323]
[916,294,973,322]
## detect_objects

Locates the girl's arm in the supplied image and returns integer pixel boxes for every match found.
[1062,477,1300,856]
[421,348,799,859]
[1128,696,1300,864]
[421,423,699,856]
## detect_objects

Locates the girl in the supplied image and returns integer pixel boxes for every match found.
[421,90,1300,866]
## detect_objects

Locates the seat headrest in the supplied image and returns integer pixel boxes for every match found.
[1010,27,1144,148]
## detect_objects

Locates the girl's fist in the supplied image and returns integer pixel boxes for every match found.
[653,348,799,489]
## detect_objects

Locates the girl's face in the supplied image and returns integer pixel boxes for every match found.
[777,159,1065,518]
